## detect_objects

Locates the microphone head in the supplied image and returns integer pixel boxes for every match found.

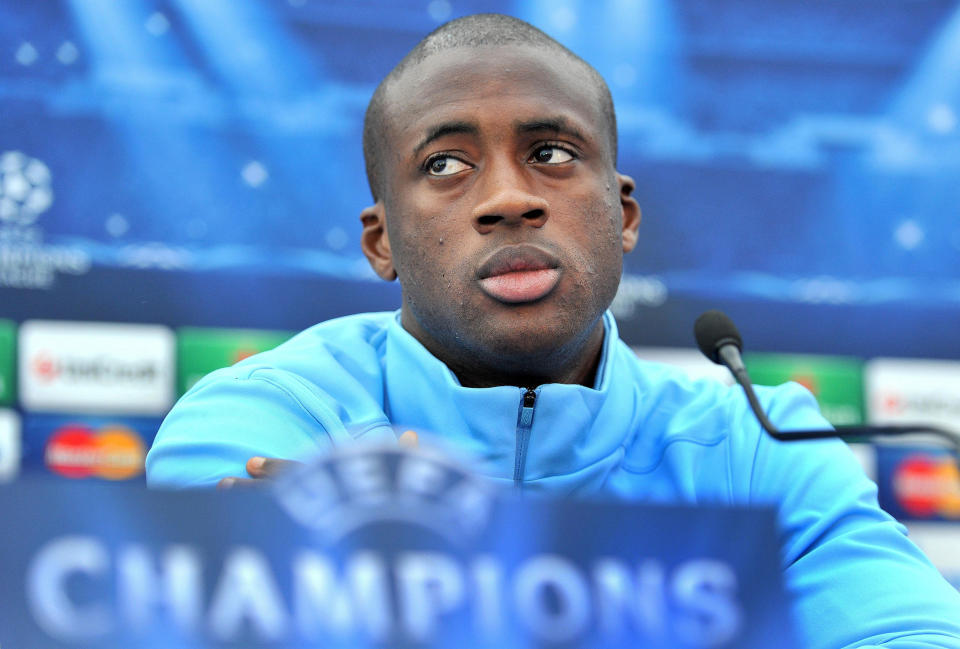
[694,310,743,364]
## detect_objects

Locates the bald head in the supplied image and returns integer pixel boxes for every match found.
[362,13,617,202]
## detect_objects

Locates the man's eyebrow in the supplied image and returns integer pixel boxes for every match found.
[515,118,587,142]
[413,121,479,157]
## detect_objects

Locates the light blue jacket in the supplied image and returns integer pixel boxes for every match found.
[147,311,960,648]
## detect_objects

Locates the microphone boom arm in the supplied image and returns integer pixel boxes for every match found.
[695,309,960,455]
[730,361,960,453]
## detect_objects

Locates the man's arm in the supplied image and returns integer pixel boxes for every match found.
[146,367,343,488]
[215,430,419,488]
[736,383,960,649]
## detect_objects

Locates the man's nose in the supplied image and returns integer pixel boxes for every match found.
[471,162,549,234]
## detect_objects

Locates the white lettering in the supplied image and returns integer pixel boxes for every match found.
[207,547,288,641]
[395,454,446,497]
[514,555,590,643]
[672,559,741,647]
[443,478,493,535]
[293,550,391,640]
[26,535,112,640]
[117,544,202,633]
[593,558,666,637]
[471,555,504,638]
[396,552,465,640]
[278,466,340,529]
[337,455,388,503]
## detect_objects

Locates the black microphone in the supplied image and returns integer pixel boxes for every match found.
[693,309,960,453]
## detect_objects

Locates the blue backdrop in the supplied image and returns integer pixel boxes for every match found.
[2,0,959,358]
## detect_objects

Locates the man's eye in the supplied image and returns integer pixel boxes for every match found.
[426,156,470,176]
[530,146,574,164]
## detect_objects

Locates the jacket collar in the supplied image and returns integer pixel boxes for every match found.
[383,311,638,494]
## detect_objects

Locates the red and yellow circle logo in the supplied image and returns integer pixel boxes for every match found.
[45,424,146,481]
[893,454,960,519]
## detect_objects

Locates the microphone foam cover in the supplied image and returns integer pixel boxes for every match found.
[694,310,743,364]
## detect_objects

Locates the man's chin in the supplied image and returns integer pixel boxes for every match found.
[466,317,598,363]
[403,300,606,381]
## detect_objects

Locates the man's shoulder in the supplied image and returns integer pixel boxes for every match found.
[610,342,848,506]
[614,340,821,422]
[181,311,395,403]
[611,341,827,457]
[234,311,394,374]
[147,311,398,488]
[612,341,738,417]
[281,310,395,351]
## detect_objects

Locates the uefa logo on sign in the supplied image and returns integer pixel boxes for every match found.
[274,440,498,546]
[0,151,53,227]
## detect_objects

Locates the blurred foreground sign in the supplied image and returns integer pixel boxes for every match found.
[0,445,795,649]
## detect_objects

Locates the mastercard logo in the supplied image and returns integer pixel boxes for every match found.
[892,454,960,519]
[44,423,146,480]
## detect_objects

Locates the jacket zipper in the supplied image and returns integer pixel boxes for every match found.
[513,388,538,488]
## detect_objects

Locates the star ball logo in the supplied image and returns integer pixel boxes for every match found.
[274,442,497,545]
[0,150,53,227]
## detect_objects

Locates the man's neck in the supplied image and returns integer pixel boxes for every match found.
[447,346,603,389]
[401,311,607,389]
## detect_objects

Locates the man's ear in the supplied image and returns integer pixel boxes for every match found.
[617,172,641,253]
[360,201,397,281]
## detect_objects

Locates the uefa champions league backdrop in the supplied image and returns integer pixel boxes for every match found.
[1,0,960,598]
[1,0,959,357]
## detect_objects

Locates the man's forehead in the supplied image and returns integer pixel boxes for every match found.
[381,45,604,146]
[409,114,591,163]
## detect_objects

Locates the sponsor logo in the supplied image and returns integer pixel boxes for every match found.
[177,327,292,394]
[232,347,259,364]
[0,408,21,481]
[44,423,146,480]
[19,321,174,415]
[876,392,960,419]
[32,351,58,381]
[788,372,818,395]
[866,359,960,432]
[0,318,15,406]
[786,371,862,425]
[892,454,960,519]
[745,353,864,425]
[30,352,158,385]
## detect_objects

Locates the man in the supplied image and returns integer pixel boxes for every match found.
[147,13,960,648]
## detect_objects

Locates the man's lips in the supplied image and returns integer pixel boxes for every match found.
[479,269,560,303]
[476,246,561,304]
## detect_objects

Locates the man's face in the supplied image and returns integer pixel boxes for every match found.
[364,45,639,377]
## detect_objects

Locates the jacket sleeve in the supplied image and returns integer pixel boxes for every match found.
[145,367,348,488]
[734,382,960,649]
